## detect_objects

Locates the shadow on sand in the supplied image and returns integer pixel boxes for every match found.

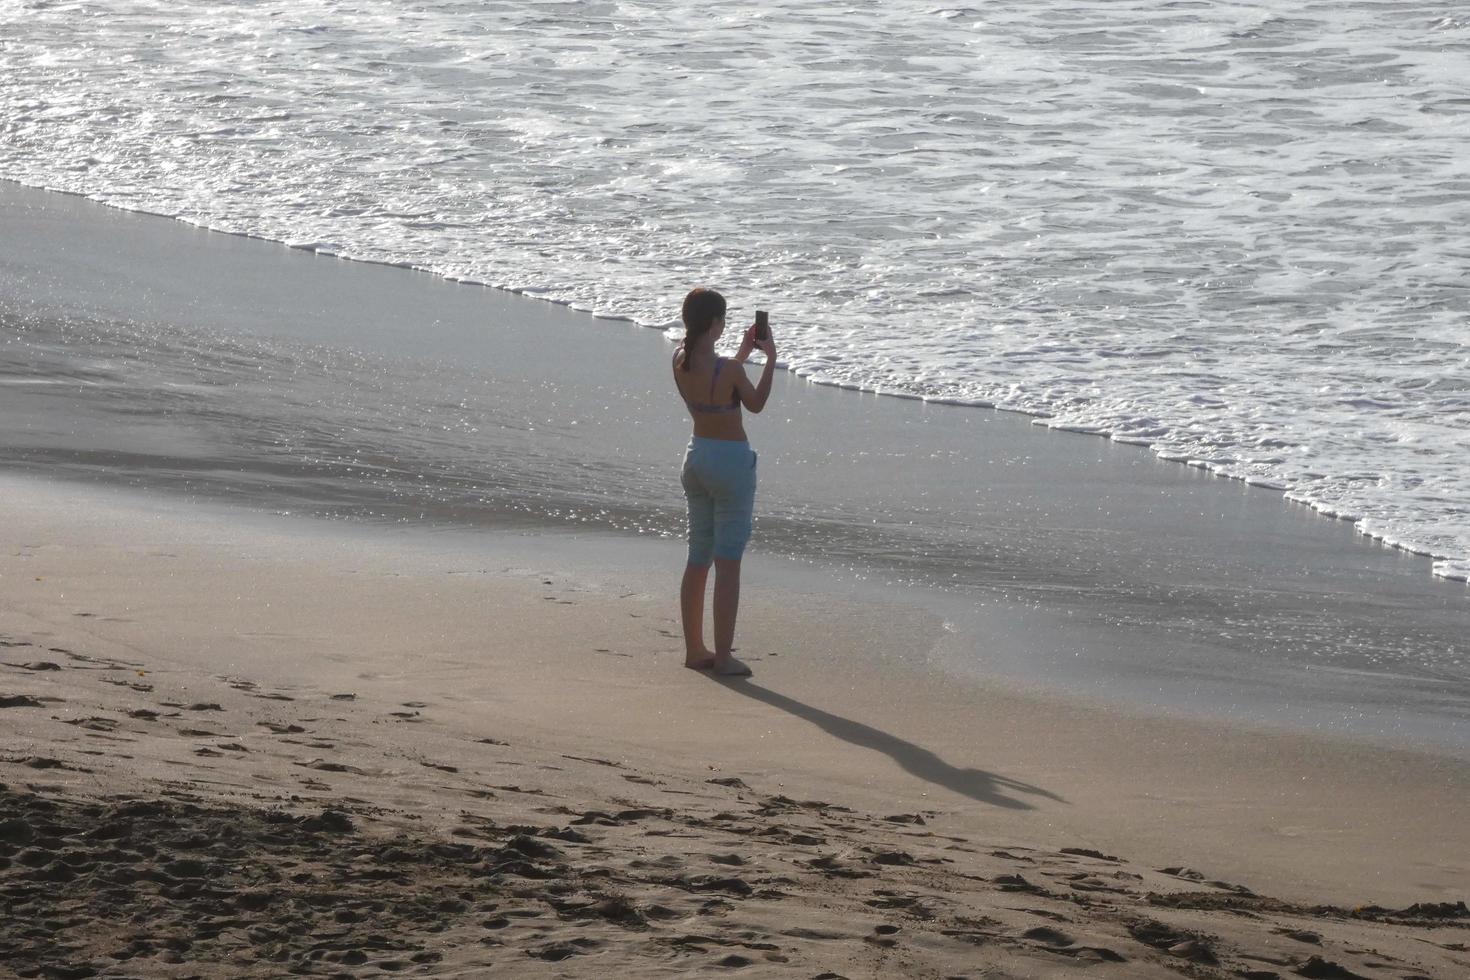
[713,676,1065,811]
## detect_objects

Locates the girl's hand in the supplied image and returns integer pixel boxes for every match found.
[756,325,776,362]
[735,323,758,362]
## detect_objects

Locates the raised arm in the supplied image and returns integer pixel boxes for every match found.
[732,329,777,413]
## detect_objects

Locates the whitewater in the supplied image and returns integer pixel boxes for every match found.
[1,0,1466,582]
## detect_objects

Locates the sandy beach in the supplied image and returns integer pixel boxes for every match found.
[3,182,1469,978]
[5,0,1470,968]
[3,475,1469,979]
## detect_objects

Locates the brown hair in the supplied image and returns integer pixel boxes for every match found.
[678,287,726,371]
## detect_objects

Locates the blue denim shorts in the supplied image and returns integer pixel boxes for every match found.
[681,437,757,566]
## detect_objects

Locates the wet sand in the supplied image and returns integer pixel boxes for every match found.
[2,179,1468,751]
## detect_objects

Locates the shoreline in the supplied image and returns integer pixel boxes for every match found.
[3,177,1468,754]
[4,177,1464,584]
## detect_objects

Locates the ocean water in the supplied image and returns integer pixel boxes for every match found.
[1,0,1467,582]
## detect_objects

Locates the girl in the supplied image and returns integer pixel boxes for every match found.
[672,287,777,676]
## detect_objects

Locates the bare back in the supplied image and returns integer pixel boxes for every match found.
[673,349,749,442]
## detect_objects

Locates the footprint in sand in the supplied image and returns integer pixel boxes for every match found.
[1059,846,1122,862]
[866,891,937,919]
[1021,925,1074,946]
[706,776,748,789]
[526,940,605,963]
[1020,925,1127,963]
[865,923,901,948]
[64,716,119,732]
[562,754,623,769]
[803,854,872,880]
[990,849,1035,862]
[1,694,50,708]
[294,759,368,775]
[486,784,550,797]
[103,678,153,692]
[19,756,88,772]
[708,853,745,867]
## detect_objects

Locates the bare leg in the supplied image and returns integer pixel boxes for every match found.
[680,562,715,668]
[711,558,750,675]
[712,558,740,656]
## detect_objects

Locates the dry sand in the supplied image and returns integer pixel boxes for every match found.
[3,474,1468,978]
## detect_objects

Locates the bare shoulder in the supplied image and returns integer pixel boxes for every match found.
[728,357,757,396]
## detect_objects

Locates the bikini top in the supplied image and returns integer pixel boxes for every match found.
[680,355,741,414]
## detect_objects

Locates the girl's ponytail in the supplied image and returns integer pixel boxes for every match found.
[679,287,727,371]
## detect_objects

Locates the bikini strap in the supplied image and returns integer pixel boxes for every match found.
[710,357,724,401]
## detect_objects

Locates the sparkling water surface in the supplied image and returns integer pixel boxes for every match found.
[1,0,1468,580]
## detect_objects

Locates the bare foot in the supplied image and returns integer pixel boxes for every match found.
[712,655,752,677]
[684,650,716,670]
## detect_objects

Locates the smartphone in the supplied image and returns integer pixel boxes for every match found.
[754,310,769,342]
